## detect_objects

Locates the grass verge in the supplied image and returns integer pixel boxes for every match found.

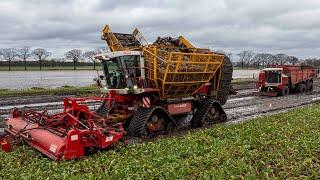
[0,85,99,98]
[1,104,320,179]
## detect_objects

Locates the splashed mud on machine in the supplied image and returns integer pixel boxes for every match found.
[0,25,233,160]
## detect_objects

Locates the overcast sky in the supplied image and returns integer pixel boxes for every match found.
[1,0,320,59]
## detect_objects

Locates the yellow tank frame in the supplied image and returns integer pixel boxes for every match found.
[142,46,224,99]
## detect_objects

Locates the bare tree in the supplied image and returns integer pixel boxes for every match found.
[65,49,82,70]
[252,53,274,68]
[275,53,289,65]
[32,48,51,70]
[265,54,276,67]
[304,58,320,67]
[0,48,17,71]
[95,48,104,54]
[17,46,31,71]
[237,51,255,69]
[84,50,99,70]
[287,56,299,65]
[56,57,66,68]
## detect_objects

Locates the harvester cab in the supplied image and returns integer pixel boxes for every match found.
[94,51,147,94]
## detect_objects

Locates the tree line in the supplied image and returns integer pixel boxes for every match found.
[227,51,299,68]
[216,50,319,68]
[0,47,104,71]
[1,48,320,71]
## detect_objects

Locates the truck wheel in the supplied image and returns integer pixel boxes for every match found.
[298,84,306,94]
[306,82,313,92]
[127,106,176,138]
[190,99,227,128]
[280,86,289,96]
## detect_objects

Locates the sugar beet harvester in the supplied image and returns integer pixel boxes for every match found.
[0,25,233,160]
[255,65,317,96]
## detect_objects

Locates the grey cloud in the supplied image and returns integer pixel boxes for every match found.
[0,0,320,58]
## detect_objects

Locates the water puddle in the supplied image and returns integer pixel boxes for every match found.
[227,96,254,102]
[0,101,63,110]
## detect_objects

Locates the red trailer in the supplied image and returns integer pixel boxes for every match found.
[255,65,318,96]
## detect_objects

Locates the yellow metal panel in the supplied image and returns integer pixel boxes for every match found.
[153,47,157,80]
[142,46,224,98]
[162,53,172,98]
[178,36,195,49]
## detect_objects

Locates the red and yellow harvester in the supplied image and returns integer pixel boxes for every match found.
[0,25,233,160]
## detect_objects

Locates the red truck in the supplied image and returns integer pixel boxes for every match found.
[256,65,318,96]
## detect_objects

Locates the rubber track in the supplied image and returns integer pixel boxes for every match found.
[191,99,219,127]
[128,106,176,137]
[127,107,154,137]
[216,56,233,105]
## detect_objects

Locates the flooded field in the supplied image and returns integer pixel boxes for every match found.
[233,69,259,79]
[0,69,259,89]
[0,71,101,89]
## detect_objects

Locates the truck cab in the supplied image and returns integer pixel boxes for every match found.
[257,68,289,96]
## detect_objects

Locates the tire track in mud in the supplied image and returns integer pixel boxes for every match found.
[224,90,320,123]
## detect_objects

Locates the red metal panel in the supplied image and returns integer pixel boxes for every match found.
[0,139,11,152]
[259,72,265,84]
[29,129,68,160]
[166,102,192,115]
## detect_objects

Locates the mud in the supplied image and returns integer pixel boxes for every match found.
[0,94,75,106]
[232,82,256,91]
[224,90,320,122]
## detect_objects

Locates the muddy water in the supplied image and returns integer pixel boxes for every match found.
[0,70,258,89]
[0,71,101,89]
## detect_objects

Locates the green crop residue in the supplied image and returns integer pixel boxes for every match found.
[1,104,320,179]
